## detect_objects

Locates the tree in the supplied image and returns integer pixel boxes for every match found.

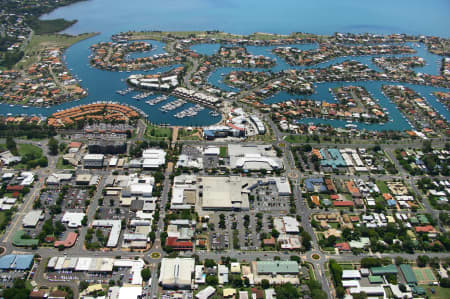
[81,216,88,226]
[336,286,345,298]
[206,275,218,286]
[48,137,59,155]
[329,259,343,287]
[3,278,31,299]
[352,292,368,299]
[417,255,430,267]
[394,256,405,265]
[231,274,243,288]
[141,268,151,281]
[275,283,299,299]
[423,140,432,153]
[360,257,382,268]
[79,280,89,291]
[204,259,216,268]
[6,136,17,155]
[261,279,270,289]
[440,278,450,288]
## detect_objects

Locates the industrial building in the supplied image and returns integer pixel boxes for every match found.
[200,176,249,211]
[22,210,43,227]
[252,261,300,285]
[92,220,121,247]
[47,257,144,284]
[0,254,34,270]
[159,258,195,289]
[142,149,166,169]
[203,125,244,140]
[61,212,86,228]
[88,140,127,154]
[47,173,73,185]
[83,154,105,168]
[171,175,197,210]
[228,144,282,170]
[250,115,265,134]
[400,264,418,286]
[255,261,299,275]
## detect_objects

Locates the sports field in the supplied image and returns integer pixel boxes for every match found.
[413,267,437,284]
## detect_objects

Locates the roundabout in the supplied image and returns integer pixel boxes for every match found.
[150,252,162,259]
[312,254,321,260]
[307,251,324,262]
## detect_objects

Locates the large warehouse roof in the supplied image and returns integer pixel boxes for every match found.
[400,264,417,285]
[201,176,249,210]
[0,255,33,270]
[256,261,299,274]
[159,258,195,288]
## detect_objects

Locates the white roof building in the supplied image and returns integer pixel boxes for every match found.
[47,173,73,185]
[22,210,43,227]
[204,147,220,156]
[20,172,34,186]
[228,144,282,170]
[196,286,216,299]
[61,212,85,228]
[92,220,121,247]
[342,270,362,280]
[218,264,229,285]
[142,149,166,169]
[159,258,195,289]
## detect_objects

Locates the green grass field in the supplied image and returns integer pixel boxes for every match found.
[219,146,227,158]
[144,125,172,140]
[376,181,390,194]
[177,128,201,140]
[421,285,450,299]
[17,143,42,157]
[56,157,74,169]
[0,143,42,157]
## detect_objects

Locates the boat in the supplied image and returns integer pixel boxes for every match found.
[146,95,169,105]
[159,99,186,112]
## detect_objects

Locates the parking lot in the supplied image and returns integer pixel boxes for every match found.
[206,211,280,251]
[249,183,290,212]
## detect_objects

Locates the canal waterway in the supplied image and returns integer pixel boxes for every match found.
[4,0,448,128]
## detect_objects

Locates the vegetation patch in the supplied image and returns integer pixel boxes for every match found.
[30,18,77,35]
[145,125,172,141]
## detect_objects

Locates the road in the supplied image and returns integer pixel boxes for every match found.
[0,125,448,299]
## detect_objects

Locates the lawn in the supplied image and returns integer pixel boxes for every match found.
[219,146,227,158]
[284,135,309,143]
[178,128,201,140]
[17,143,42,157]
[421,285,450,299]
[144,125,172,141]
[339,263,356,270]
[376,181,390,194]
[0,143,45,169]
[56,157,74,170]
[0,143,42,157]
[0,211,7,228]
